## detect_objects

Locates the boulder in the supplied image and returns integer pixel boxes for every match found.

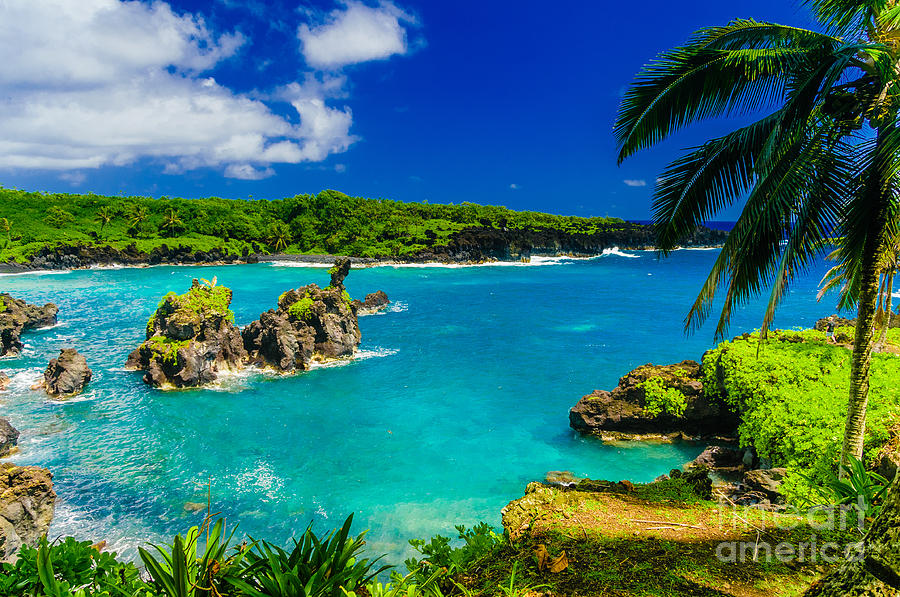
[0,463,55,563]
[0,419,18,457]
[42,349,92,397]
[243,260,362,372]
[0,372,8,391]
[0,294,58,357]
[741,468,788,503]
[125,279,247,388]
[688,445,746,476]
[569,360,738,440]
[351,290,390,316]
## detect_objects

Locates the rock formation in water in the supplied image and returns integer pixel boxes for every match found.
[41,349,92,397]
[805,475,900,596]
[0,372,8,391]
[0,419,18,457]
[243,258,362,372]
[0,463,55,563]
[569,360,738,440]
[351,290,390,315]
[125,279,247,388]
[0,294,58,356]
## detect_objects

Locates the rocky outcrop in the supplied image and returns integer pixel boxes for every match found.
[569,360,738,440]
[22,243,260,271]
[0,294,58,356]
[0,372,8,391]
[0,463,55,563]
[351,290,390,315]
[41,349,92,397]
[125,280,247,388]
[409,224,729,263]
[243,258,362,372]
[687,445,747,477]
[0,419,18,457]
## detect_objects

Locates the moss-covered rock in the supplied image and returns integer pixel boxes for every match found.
[569,360,737,440]
[125,279,246,388]
[243,259,362,372]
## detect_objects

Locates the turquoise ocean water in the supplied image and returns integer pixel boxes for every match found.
[0,249,848,560]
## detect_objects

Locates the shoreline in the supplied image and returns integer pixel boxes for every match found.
[0,244,723,275]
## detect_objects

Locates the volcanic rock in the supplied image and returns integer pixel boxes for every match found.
[0,294,58,357]
[42,349,92,397]
[0,463,55,563]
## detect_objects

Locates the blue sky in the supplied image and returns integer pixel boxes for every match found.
[0,0,819,219]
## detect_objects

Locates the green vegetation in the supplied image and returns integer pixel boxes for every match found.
[288,297,315,321]
[639,377,688,417]
[701,330,900,503]
[145,336,191,365]
[0,188,626,263]
[613,0,900,473]
[0,296,6,313]
[155,283,235,326]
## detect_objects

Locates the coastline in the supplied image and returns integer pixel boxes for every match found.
[0,244,723,274]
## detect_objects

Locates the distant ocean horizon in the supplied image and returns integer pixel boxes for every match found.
[629,220,736,232]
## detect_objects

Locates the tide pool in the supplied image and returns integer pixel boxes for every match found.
[0,250,848,560]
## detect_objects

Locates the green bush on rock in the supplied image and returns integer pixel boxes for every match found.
[287,296,314,321]
[639,376,688,417]
[701,331,900,503]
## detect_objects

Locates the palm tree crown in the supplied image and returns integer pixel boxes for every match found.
[614,0,900,467]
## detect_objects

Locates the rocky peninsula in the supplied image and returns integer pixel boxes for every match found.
[0,294,58,356]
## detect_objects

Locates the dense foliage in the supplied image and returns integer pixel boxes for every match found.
[0,187,625,262]
[701,330,900,502]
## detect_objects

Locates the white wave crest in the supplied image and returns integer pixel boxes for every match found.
[601,247,640,258]
[0,269,72,277]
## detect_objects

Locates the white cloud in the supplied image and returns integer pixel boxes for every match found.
[509,183,519,190]
[59,171,86,186]
[623,179,647,187]
[298,1,416,69]
[224,164,275,180]
[0,0,416,178]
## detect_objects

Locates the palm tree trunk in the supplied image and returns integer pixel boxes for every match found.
[804,474,900,595]
[878,270,894,351]
[841,128,890,476]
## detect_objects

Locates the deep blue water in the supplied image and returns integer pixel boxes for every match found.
[0,250,849,560]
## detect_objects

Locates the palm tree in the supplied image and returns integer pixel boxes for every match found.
[127,205,149,237]
[267,221,292,253]
[161,208,183,237]
[95,206,113,235]
[614,1,900,471]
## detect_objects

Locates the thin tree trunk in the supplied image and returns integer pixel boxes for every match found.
[841,128,890,476]
[878,270,895,351]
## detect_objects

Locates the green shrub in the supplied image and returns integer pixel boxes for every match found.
[701,331,900,502]
[0,537,149,597]
[288,297,315,321]
[639,377,687,417]
[405,522,504,582]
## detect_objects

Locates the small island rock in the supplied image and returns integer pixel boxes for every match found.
[351,290,390,315]
[0,294,58,357]
[0,463,56,563]
[125,279,247,388]
[243,259,362,372]
[569,360,738,440]
[42,349,92,397]
[0,419,19,457]
[0,372,8,391]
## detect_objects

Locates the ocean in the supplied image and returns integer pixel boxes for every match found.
[0,248,850,561]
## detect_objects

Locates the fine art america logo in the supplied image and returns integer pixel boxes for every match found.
[714,497,868,564]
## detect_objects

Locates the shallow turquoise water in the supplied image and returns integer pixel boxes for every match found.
[0,250,844,560]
